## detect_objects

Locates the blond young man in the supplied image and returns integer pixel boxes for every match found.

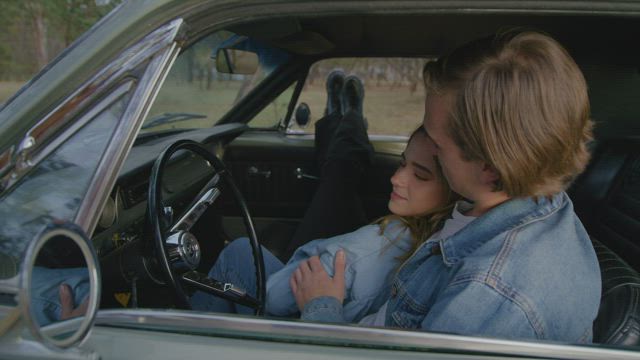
[291,31,601,343]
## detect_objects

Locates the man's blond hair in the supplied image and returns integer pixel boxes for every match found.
[423,31,593,197]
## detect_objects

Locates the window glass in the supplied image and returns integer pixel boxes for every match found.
[287,58,427,136]
[0,92,128,281]
[249,82,296,129]
[143,31,290,133]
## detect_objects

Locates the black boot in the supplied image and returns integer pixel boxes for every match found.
[325,75,374,173]
[324,69,345,116]
[341,75,364,117]
[315,69,346,172]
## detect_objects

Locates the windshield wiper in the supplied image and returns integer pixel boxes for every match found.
[141,112,207,130]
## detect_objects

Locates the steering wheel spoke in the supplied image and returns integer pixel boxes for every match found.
[181,271,260,309]
[170,175,221,233]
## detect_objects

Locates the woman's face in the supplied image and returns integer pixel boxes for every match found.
[388,132,449,217]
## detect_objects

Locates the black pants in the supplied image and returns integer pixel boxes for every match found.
[283,110,373,259]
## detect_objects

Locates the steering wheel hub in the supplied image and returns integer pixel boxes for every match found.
[166,231,201,270]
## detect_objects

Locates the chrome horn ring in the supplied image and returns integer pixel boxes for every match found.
[166,231,201,271]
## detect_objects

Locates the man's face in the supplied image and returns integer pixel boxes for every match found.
[422,94,484,201]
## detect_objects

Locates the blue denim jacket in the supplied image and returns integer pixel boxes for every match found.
[301,193,601,343]
[266,220,411,321]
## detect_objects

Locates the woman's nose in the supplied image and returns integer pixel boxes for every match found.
[391,166,407,186]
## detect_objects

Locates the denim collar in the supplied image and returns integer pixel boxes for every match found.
[438,192,568,266]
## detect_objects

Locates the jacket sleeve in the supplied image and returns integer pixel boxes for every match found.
[265,238,353,317]
[420,280,539,340]
[301,296,347,323]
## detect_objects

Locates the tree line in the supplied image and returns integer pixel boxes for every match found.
[0,0,120,81]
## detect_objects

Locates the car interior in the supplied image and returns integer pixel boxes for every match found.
[81,12,640,347]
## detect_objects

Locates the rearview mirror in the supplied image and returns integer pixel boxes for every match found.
[215,48,259,74]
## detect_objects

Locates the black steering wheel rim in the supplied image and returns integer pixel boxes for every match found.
[147,139,266,314]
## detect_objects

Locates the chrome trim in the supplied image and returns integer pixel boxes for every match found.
[95,309,640,360]
[76,19,184,235]
[170,185,220,232]
[1,83,132,196]
[0,146,13,180]
[20,225,100,349]
[166,231,201,270]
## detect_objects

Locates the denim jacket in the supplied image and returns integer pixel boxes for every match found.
[301,193,602,343]
[266,220,411,321]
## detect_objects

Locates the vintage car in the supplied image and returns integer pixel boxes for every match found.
[1,0,640,359]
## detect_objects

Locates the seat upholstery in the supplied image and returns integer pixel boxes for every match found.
[569,138,640,345]
[571,138,640,271]
[591,238,640,345]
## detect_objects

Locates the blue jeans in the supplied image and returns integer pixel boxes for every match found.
[190,237,284,314]
[32,238,284,320]
[31,266,90,326]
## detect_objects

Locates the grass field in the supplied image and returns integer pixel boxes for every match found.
[148,80,425,136]
[2,79,425,136]
[296,83,425,136]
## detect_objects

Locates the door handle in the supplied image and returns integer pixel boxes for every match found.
[294,167,319,180]
[247,166,271,179]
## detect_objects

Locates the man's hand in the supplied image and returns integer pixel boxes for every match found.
[59,283,88,320]
[290,250,346,311]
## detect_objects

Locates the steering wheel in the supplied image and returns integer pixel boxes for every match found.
[147,139,265,314]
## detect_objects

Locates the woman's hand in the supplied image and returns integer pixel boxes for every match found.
[290,250,346,311]
[59,283,88,320]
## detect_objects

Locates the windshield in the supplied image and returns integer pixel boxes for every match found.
[141,31,290,134]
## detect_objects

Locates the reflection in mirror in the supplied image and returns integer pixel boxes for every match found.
[22,223,98,349]
[29,231,90,341]
[215,49,259,75]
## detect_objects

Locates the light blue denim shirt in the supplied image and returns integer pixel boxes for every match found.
[301,192,602,343]
[266,220,412,321]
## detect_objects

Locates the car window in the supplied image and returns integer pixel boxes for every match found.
[249,82,297,129]
[0,91,129,283]
[287,58,427,136]
[143,31,290,133]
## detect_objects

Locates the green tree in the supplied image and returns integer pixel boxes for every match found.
[0,0,121,80]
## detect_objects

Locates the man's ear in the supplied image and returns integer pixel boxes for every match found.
[480,163,500,186]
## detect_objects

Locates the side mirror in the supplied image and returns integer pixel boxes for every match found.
[294,102,311,128]
[215,48,259,75]
[21,222,100,348]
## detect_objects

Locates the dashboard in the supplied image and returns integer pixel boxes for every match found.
[91,124,247,258]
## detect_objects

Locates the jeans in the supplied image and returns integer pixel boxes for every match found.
[190,237,284,314]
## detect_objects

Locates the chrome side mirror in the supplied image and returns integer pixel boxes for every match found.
[294,102,311,128]
[21,222,100,348]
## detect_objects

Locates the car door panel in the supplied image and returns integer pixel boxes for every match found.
[220,130,405,250]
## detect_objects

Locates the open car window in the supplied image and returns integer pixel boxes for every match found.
[287,58,427,137]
